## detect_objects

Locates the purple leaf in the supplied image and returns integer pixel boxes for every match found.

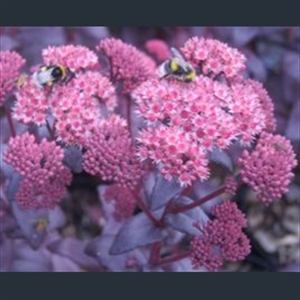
[47,206,67,231]
[85,234,148,271]
[0,239,13,271]
[11,201,49,250]
[47,238,99,271]
[109,211,166,255]
[73,27,109,46]
[232,27,259,46]
[149,173,183,210]
[285,100,300,141]
[0,214,18,233]
[97,185,125,235]
[5,172,22,202]
[244,49,267,82]
[51,254,81,272]
[165,196,209,236]
[0,34,19,50]
[192,181,222,213]
[17,27,66,67]
[283,51,300,81]
[256,41,283,72]
[207,147,233,172]
[63,146,83,173]
[11,241,51,272]
[143,172,156,205]
[164,229,185,246]
[225,140,244,165]
[165,258,205,272]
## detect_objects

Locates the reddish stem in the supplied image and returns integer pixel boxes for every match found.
[149,242,162,265]
[169,186,227,214]
[153,250,192,267]
[133,189,162,227]
[182,185,193,196]
[5,107,16,137]
[46,120,55,140]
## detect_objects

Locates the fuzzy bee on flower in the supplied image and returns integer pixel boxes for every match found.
[32,64,73,88]
[158,47,196,83]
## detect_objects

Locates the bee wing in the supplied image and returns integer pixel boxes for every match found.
[170,47,188,71]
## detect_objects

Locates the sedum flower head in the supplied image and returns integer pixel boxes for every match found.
[181,37,246,78]
[247,79,276,133]
[83,115,143,191]
[42,45,98,72]
[14,68,116,145]
[13,76,48,125]
[238,132,297,205]
[52,72,116,145]
[133,75,269,185]
[211,200,247,228]
[96,38,156,94]
[224,176,238,195]
[0,50,26,104]
[190,201,250,271]
[3,132,72,209]
[137,126,209,186]
[144,39,171,62]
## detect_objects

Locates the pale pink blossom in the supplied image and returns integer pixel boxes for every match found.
[42,45,99,72]
[144,39,171,62]
[13,76,48,125]
[137,126,209,186]
[181,37,246,78]
[133,75,268,185]
[0,50,26,104]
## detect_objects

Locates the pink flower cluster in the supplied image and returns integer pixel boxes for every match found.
[133,75,268,185]
[3,132,72,209]
[0,50,26,104]
[181,37,246,78]
[50,71,117,145]
[137,126,209,186]
[190,201,250,271]
[144,39,171,62]
[247,79,276,133]
[96,38,156,94]
[238,132,297,205]
[13,59,117,145]
[83,115,143,191]
[13,76,48,125]
[224,175,238,195]
[104,185,136,221]
[42,45,99,72]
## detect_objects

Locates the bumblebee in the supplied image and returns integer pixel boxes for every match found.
[159,47,196,83]
[17,73,28,88]
[31,217,49,232]
[32,64,68,88]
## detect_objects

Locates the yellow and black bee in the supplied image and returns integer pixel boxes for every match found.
[31,217,49,232]
[159,47,196,83]
[32,64,69,88]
